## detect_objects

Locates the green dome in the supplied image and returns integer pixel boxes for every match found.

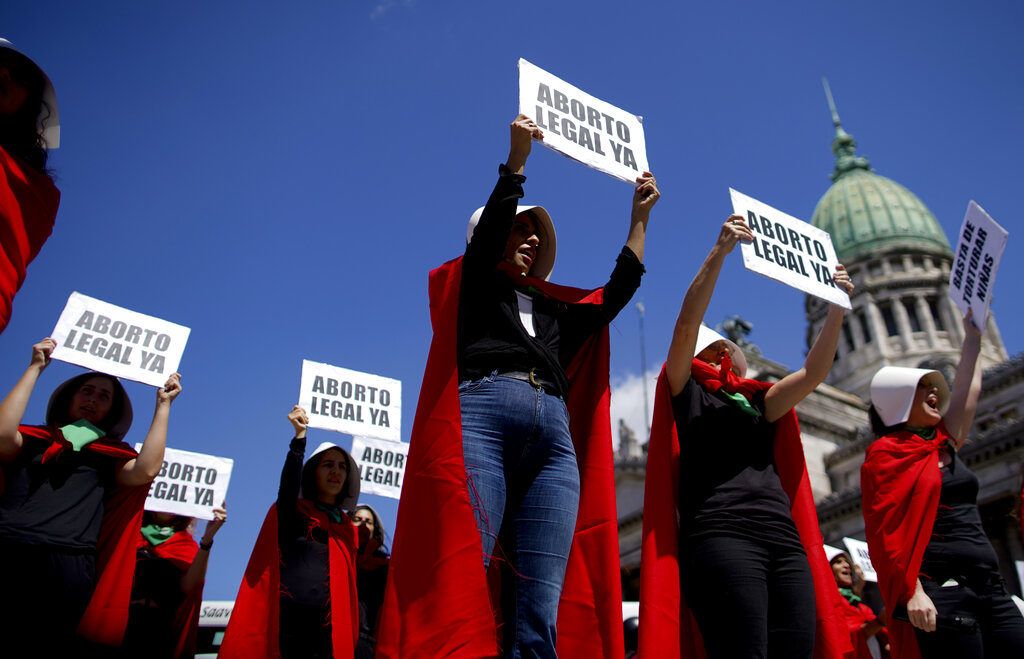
[810,100,951,264]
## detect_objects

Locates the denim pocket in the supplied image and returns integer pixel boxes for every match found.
[458,372,497,394]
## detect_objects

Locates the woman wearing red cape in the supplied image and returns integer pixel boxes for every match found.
[0,338,182,654]
[0,38,61,334]
[219,406,360,659]
[639,214,853,659]
[861,312,1024,659]
[377,115,659,658]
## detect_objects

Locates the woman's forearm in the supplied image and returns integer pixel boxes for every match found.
[665,245,727,392]
[625,217,648,263]
[804,304,845,382]
[945,330,983,441]
[119,402,171,486]
[181,545,211,594]
[0,365,43,460]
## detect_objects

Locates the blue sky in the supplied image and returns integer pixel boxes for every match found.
[2,1,1021,598]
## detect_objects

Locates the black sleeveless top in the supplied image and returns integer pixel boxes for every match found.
[920,447,1001,580]
[672,377,802,550]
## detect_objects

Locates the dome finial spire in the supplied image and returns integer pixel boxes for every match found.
[821,78,871,181]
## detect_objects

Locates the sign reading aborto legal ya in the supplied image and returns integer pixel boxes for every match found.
[135,445,233,521]
[50,292,191,388]
[298,360,402,442]
[949,201,1008,331]
[518,58,648,183]
[729,189,852,310]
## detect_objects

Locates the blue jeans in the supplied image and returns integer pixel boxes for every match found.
[460,373,581,659]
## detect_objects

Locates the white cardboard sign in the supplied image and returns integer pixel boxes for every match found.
[949,201,1007,330]
[351,435,408,500]
[135,445,233,520]
[518,58,648,183]
[50,292,191,387]
[842,537,878,583]
[298,360,401,442]
[730,189,851,309]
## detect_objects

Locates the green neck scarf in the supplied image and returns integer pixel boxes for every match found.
[907,426,937,440]
[839,587,862,605]
[718,390,760,418]
[60,419,105,451]
[315,501,344,524]
[141,523,175,546]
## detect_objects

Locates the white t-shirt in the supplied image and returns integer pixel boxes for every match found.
[515,291,536,338]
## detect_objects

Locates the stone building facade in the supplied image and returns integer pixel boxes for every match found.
[615,100,1024,600]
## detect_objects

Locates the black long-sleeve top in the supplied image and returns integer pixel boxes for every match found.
[277,436,331,610]
[459,165,645,397]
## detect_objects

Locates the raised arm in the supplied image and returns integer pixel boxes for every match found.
[181,504,227,595]
[764,265,854,422]
[624,172,659,264]
[943,311,984,448]
[0,338,54,461]
[464,115,542,270]
[117,373,182,486]
[665,216,752,395]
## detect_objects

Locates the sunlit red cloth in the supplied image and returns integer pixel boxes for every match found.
[638,365,853,658]
[376,256,624,658]
[0,146,59,333]
[218,502,358,659]
[861,424,950,659]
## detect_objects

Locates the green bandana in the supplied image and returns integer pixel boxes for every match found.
[907,426,937,440]
[718,390,760,418]
[839,587,862,605]
[60,419,105,451]
[140,523,175,546]
[315,502,344,524]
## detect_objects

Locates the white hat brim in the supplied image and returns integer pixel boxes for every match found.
[0,38,59,149]
[694,324,747,377]
[870,366,950,427]
[467,205,557,281]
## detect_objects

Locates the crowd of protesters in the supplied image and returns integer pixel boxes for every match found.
[1,35,1022,659]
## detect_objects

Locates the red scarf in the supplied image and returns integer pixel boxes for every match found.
[0,146,59,333]
[134,530,204,658]
[375,256,624,658]
[861,424,949,659]
[638,365,852,658]
[9,425,148,646]
[218,501,358,659]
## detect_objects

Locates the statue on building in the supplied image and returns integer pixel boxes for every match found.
[718,315,762,356]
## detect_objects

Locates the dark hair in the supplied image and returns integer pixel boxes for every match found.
[301,447,353,508]
[0,48,50,173]
[353,504,387,547]
[868,404,906,439]
[142,511,192,532]
[52,373,128,435]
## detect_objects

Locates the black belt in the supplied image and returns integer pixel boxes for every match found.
[498,368,559,394]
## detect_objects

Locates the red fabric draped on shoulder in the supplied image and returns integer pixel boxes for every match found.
[137,530,204,658]
[0,146,59,333]
[638,366,852,659]
[861,424,948,659]
[12,425,147,647]
[218,502,358,659]
[376,256,624,658]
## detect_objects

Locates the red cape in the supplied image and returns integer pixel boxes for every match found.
[11,425,147,647]
[135,529,203,658]
[376,256,624,658]
[638,367,852,658]
[839,597,880,659]
[218,502,359,659]
[861,424,949,659]
[0,146,59,333]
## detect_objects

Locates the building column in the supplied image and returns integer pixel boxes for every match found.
[944,294,965,344]
[915,294,939,348]
[848,307,866,349]
[865,296,890,358]
[891,297,915,352]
